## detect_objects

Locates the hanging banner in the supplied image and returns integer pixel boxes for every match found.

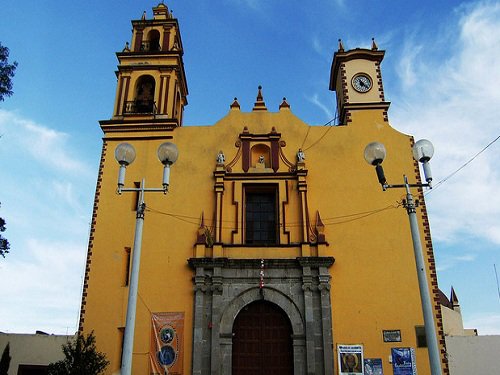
[150,312,184,375]
[338,344,364,375]
[391,347,417,375]
[364,358,384,375]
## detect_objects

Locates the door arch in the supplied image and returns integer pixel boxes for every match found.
[232,300,293,375]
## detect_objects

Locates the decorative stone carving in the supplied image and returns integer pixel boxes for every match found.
[216,150,225,164]
[297,148,306,162]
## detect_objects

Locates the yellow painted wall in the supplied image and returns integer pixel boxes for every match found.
[82,103,441,374]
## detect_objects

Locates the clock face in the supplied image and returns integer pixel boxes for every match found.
[352,74,372,93]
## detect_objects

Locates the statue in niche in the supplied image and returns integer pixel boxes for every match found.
[258,155,265,164]
[297,148,306,162]
[138,82,153,101]
[216,150,225,164]
[135,81,154,113]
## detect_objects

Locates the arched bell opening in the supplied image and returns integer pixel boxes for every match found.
[145,29,161,51]
[127,75,156,114]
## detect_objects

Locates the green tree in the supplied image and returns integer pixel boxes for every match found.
[47,332,109,375]
[0,215,10,258]
[0,343,11,375]
[0,42,17,102]
[0,42,16,257]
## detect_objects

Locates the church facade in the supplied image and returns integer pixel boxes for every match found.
[79,4,448,375]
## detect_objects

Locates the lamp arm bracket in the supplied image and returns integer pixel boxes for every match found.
[384,183,431,190]
[117,187,166,193]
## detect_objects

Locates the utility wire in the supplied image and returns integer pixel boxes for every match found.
[425,134,500,196]
[494,264,500,303]
[146,203,400,230]
[302,124,336,152]
[300,105,340,151]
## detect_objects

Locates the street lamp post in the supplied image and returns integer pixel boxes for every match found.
[364,140,442,375]
[114,141,179,375]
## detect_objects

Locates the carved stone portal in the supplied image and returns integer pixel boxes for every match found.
[189,257,335,375]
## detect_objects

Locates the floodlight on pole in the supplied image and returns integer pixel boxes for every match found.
[115,142,136,192]
[157,142,179,191]
[115,141,179,375]
[363,140,442,375]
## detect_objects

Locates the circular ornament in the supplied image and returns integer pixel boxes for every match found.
[157,345,177,367]
[160,327,175,344]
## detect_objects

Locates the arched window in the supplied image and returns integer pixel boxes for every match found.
[124,75,156,114]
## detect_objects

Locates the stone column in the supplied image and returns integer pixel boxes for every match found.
[302,265,316,374]
[210,265,224,375]
[319,266,334,375]
[192,267,206,375]
[292,334,307,375]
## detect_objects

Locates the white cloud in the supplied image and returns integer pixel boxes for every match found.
[0,110,95,334]
[307,93,334,120]
[312,35,323,55]
[0,110,92,176]
[230,0,262,11]
[465,312,500,335]
[392,1,500,247]
[396,41,423,89]
[436,253,476,272]
[0,239,86,334]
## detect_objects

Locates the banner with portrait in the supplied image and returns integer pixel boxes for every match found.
[338,344,364,375]
[150,312,184,375]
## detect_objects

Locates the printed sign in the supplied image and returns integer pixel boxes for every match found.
[383,330,402,342]
[338,344,364,375]
[391,347,417,375]
[364,358,383,375]
[150,312,184,375]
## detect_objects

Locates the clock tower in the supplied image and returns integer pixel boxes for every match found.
[329,39,390,125]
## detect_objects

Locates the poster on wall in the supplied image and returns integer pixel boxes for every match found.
[364,358,383,375]
[150,312,184,375]
[338,344,364,375]
[391,347,417,375]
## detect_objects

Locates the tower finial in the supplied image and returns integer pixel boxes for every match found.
[230,97,241,110]
[338,39,345,52]
[253,86,267,111]
[371,37,378,51]
[279,97,290,110]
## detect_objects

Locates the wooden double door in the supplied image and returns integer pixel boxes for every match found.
[232,300,293,375]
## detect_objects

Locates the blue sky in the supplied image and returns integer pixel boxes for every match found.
[0,1,499,335]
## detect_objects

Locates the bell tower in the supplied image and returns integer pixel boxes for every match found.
[101,3,188,133]
[329,39,389,125]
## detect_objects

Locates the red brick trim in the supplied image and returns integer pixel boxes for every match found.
[339,63,349,105]
[410,137,449,374]
[78,141,107,333]
[375,61,385,102]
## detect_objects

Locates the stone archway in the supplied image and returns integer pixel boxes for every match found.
[232,300,293,374]
[218,287,305,375]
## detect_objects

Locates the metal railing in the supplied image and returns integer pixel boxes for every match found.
[140,41,161,52]
[123,100,157,115]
